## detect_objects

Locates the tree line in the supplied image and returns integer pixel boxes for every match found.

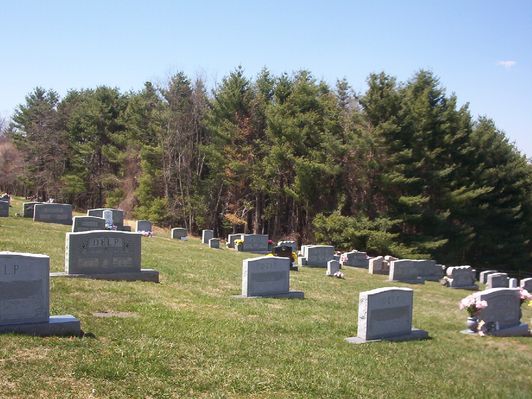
[1,67,531,271]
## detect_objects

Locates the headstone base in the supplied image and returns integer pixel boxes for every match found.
[345,328,429,344]
[233,291,304,299]
[0,315,81,337]
[448,285,479,291]
[51,269,159,283]
[290,266,299,271]
[388,278,425,284]
[460,323,530,337]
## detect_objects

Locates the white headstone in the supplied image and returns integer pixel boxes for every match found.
[509,278,518,288]
[102,210,113,229]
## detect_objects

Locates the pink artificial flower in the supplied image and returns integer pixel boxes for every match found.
[519,288,532,301]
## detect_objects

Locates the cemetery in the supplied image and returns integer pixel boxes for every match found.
[0,197,530,397]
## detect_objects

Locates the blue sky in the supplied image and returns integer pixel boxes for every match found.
[1,1,531,156]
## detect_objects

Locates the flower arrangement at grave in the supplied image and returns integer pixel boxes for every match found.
[234,239,244,251]
[519,288,532,305]
[339,253,348,265]
[268,239,273,250]
[459,294,488,317]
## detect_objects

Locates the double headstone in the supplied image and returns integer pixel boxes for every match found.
[443,266,478,289]
[72,216,106,232]
[171,227,187,240]
[389,259,442,284]
[237,256,304,298]
[340,250,369,268]
[33,203,72,225]
[298,245,335,267]
[52,231,159,282]
[462,288,529,336]
[136,220,153,233]
[487,273,509,289]
[0,200,8,217]
[202,229,214,244]
[346,287,428,343]
[0,251,81,336]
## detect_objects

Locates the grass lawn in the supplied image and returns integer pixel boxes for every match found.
[1,197,531,398]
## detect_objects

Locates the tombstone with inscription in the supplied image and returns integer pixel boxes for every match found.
[417,260,444,281]
[326,260,340,276]
[227,233,243,248]
[239,234,269,252]
[171,227,187,240]
[340,250,370,268]
[236,256,303,299]
[0,251,81,336]
[520,278,532,291]
[299,245,335,267]
[23,202,40,218]
[0,200,8,217]
[442,266,478,290]
[461,288,529,336]
[346,287,428,343]
[72,216,106,232]
[136,220,152,233]
[389,259,425,284]
[487,273,509,289]
[202,229,214,244]
[33,203,72,225]
[209,238,220,249]
[479,270,498,285]
[51,231,159,282]
[368,256,386,275]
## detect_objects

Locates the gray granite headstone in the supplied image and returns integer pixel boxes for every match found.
[299,245,335,267]
[368,256,385,275]
[326,260,340,276]
[238,256,303,298]
[72,216,106,232]
[444,266,477,289]
[241,234,269,252]
[0,200,8,217]
[0,251,80,336]
[136,220,152,233]
[341,250,369,268]
[171,227,187,239]
[389,259,424,284]
[487,273,509,289]
[209,238,220,249]
[0,194,10,204]
[33,203,72,225]
[416,260,443,281]
[479,270,498,284]
[87,208,124,228]
[346,287,428,343]
[520,278,532,291]
[464,288,529,336]
[227,233,243,248]
[23,202,40,218]
[202,229,214,244]
[55,231,158,282]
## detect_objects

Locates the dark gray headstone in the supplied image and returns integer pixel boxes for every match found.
[33,203,72,225]
[520,278,532,291]
[209,238,220,249]
[72,216,105,232]
[136,220,152,233]
[227,233,243,248]
[202,229,214,244]
[0,200,8,217]
[241,234,269,252]
[23,202,40,218]
[87,208,124,227]
[171,228,187,239]
[487,273,509,289]
[479,270,498,284]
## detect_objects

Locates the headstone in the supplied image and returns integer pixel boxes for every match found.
[346,287,428,343]
[240,234,269,252]
[0,194,9,204]
[209,238,220,249]
[520,278,532,291]
[227,233,243,248]
[368,256,385,275]
[417,260,444,281]
[443,266,478,289]
[102,210,113,228]
[52,231,159,282]
[299,245,335,267]
[389,259,425,284]
[340,250,369,268]
[0,200,8,217]
[72,216,106,232]
[171,227,187,240]
[326,260,340,276]
[33,203,72,225]
[202,229,214,244]
[23,202,40,218]
[487,273,509,289]
[462,288,529,336]
[509,278,518,288]
[236,256,303,298]
[87,208,124,228]
[277,240,297,253]
[0,251,81,336]
[479,270,498,284]
[136,220,152,233]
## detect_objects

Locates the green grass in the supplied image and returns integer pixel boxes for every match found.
[1,197,531,398]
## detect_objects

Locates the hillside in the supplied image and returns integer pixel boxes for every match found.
[0,198,531,398]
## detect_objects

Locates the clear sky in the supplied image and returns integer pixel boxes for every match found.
[1,1,531,156]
